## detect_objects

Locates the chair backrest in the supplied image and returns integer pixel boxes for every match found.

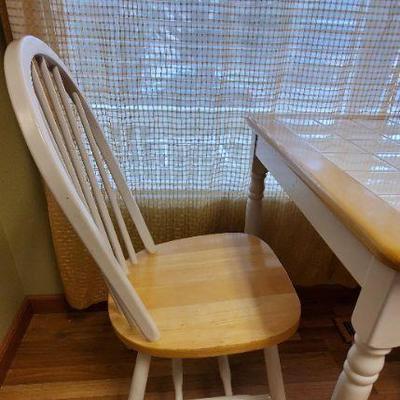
[4,35,160,341]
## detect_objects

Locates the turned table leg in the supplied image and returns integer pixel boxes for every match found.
[331,260,400,400]
[245,156,268,237]
[332,335,391,400]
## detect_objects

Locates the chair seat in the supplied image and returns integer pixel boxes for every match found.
[108,233,300,358]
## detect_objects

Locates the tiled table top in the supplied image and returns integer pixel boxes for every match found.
[248,114,400,270]
[272,116,400,213]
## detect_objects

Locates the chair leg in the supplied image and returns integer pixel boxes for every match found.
[218,355,233,396]
[128,352,151,400]
[172,358,183,400]
[264,346,286,400]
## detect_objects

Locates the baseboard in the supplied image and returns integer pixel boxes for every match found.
[0,294,106,385]
[27,294,72,314]
[0,298,32,384]
[27,294,107,314]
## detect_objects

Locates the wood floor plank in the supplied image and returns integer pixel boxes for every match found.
[1,287,399,399]
[0,378,131,399]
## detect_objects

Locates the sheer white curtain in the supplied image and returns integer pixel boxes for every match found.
[7,0,400,195]
[5,1,400,305]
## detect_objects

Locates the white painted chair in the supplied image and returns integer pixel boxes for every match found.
[4,36,300,400]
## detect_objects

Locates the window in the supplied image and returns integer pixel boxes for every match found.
[6,0,400,195]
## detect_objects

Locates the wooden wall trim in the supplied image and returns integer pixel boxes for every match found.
[28,294,106,314]
[28,294,72,314]
[0,294,107,385]
[0,299,32,385]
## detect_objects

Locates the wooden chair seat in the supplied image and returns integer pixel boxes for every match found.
[109,233,300,358]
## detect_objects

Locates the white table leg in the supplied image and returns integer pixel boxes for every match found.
[332,335,391,400]
[332,260,400,400]
[245,155,268,237]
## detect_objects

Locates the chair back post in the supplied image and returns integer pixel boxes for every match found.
[4,35,160,341]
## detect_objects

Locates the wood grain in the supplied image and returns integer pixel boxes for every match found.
[248,115,400,272]
[2,287,399,399]
[109,233,300,358]
[0,299,32,385]
[0,294,107,386]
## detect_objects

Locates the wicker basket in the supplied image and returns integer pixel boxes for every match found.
[45,187,108,309]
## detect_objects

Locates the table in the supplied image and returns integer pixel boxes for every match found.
[246,115,400,400]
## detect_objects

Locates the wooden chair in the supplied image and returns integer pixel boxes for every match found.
[4,36,300,400]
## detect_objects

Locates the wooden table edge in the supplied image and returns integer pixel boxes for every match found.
[247,114,400,272]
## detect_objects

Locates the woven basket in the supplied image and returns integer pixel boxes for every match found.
[45,187,108,309]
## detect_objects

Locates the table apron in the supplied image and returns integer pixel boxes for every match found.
[255,136,374,286]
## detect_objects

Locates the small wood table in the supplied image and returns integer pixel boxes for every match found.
[246,115,400,400]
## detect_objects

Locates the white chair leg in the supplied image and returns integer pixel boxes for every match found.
[172,358,184,400]
[128,352,151,400]
[264,346,286,400]
[218,355,233,396]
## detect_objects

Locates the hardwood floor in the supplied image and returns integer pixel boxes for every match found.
[0,287,399,399]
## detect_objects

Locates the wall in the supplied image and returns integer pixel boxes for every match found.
[0,29,62,340]
[0,223,24,341]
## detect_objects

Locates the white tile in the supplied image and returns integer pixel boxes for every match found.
[312,118,382,140]
[315,118,356,130]
[323,153,396,172]
[357,118,400,135]
[336,127,382,140]
[308,137,365,153]
[350,138,400,154]
[349,171,400,195]
[356,119,388,131]
[380,195,400,212]
[378,153,400,169]
[295,131,338,140]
